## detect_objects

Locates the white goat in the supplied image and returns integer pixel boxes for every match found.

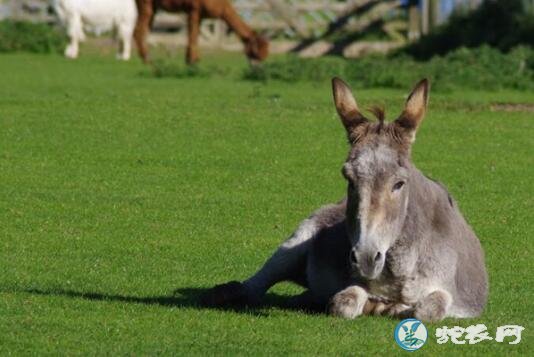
[53,0,137,60]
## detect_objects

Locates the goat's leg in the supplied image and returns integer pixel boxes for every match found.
[117,23,134,60]
[65,37,79,59]
[186,7,201,64]
[202,217,319,307]
[65,13,83,59]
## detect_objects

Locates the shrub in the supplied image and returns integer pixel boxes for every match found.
[400,0,534,59]
[244,56,346,82]
[0,20,67,54]
[244,46,534,91]
[151,58,234,79]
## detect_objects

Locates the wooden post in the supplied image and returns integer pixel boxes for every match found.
[265,0,309,38]
[420,0,429,35]
[345,0,403,33]
[408,5,421,41]
[469,0,480,10]
[429,0,440,27]
[10,0,20,20]
[215,20,225,46]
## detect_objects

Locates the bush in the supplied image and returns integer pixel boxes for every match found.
[150,58,234,79]
[0,20,67,54]
[401,0,534,59]
[244,56,346,82]
[244,46,534,91]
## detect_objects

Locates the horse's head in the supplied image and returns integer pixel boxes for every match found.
[244,32,269,65]
[332,77,430,280]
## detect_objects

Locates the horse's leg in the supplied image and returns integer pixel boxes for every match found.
[414,289,452,322]
[186,6,201,64]
[133,0,154,63]
[201,217,318,307]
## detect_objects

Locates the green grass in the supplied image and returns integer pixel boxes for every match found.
[0,51,533,355]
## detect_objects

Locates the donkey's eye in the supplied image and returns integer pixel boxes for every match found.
[392,181,405,192]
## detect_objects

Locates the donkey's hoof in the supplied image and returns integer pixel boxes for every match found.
[414,290,450,322]
[387,303,414,318]
[414,303,446,322]
[200,281,250,307]
[414,302,447,322]
[328,286,368,319]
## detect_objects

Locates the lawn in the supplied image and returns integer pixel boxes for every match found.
[0,51,533,355]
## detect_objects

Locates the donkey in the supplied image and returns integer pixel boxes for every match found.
[202,78,488,322]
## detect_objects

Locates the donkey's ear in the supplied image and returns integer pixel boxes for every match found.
[332,77,367,132]
[395,78,430,142]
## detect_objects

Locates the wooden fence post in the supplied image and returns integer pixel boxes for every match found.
[429,0,440,27]
[265,0,310,38]
[10,0,20,20]
[421,0,429,35]
[408,4,421,41]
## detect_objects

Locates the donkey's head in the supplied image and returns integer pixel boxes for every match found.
[332,77,430,280]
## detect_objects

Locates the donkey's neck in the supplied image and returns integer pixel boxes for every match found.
[403,165,454,242]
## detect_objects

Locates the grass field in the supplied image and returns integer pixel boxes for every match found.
[0,51,533,355]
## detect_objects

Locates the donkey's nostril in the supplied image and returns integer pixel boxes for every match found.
[350,250,358,264]
[374,251,382,263]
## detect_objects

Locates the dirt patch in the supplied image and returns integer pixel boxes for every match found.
[490,103,534,112]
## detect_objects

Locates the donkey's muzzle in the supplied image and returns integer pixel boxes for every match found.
[350,247,385,280]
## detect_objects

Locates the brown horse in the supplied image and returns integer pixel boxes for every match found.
[134,0,269,64]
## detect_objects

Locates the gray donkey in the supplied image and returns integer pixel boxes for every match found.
[202,78,488,322]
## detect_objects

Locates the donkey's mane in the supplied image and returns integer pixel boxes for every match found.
[367,106,386,132]
[348,106,409,152]
[367,106,385,123]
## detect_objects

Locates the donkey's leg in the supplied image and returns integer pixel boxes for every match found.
[241,217,318,301]
[362,299,396,316]
[201,217,318,307]
[375,302,414,319]
[285,290,326,312]
[329,285,369,319]
[414,289,452,322]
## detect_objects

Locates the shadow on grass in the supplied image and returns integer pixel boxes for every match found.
[9,287,321,317]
